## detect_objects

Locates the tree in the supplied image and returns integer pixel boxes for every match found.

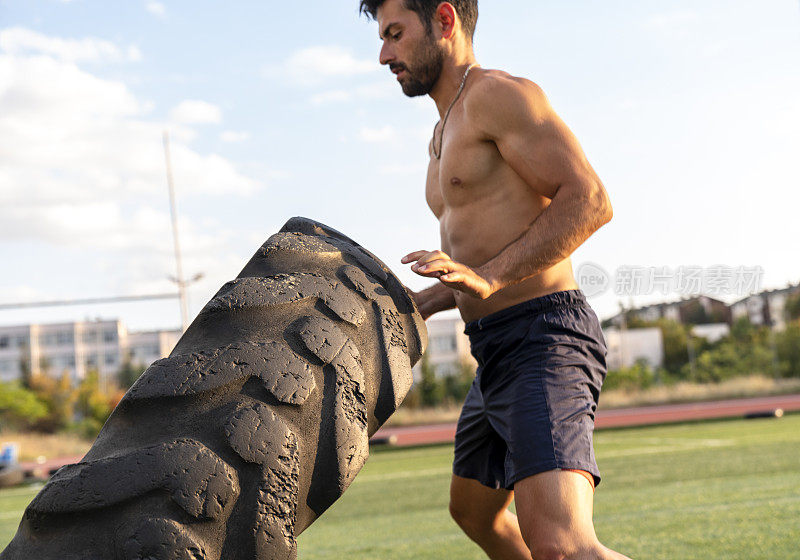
[117,359,146,389]
[74,369,114,438]
[443,359,476,405]
[785,291,800,322]
[0,382,48,430]
[28,371,78,433]
[418,354,445,407]
[656,319,692,375]
[731,316,757,344]
[18,347,33,390]
[776,323,800,378]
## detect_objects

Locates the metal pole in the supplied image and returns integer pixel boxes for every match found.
[163,130,189,331]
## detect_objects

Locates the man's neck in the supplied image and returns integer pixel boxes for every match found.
[429,53,478,118]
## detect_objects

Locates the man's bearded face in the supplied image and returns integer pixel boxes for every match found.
[389,30,445,97]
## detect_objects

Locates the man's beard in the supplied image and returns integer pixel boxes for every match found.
[392,36,445,97]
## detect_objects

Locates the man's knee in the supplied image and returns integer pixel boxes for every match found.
[448,497,505,540]
[449,499,484,533]
[528,537,608,560]
[449,475,513,539]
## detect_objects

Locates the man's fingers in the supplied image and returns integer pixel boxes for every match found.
[440,271,464,282]
[402,250,450,265]
[401,250,429,264]
[414,258,453,273]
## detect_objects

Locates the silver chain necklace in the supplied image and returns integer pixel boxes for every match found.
[432,63,478,160]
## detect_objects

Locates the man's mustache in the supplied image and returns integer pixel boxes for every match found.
[389,63,408,74]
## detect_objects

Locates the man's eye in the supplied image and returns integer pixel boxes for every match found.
[393,33,402,40]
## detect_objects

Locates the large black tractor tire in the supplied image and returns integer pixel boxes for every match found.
[1,217,427,560]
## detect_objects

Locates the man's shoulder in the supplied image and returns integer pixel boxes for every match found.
[465,69,552,134]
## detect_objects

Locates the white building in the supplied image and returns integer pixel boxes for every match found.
[126,330,182,369]
[691,323,730,343]
[414,318,666,378]
[603,327,664,370]
[731,284,800,330]
[0,320,181,384]
[413,315,476,380]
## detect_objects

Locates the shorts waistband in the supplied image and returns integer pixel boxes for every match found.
[463,289,587,335]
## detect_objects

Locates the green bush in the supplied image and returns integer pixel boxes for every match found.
[74,369,113,432]
[0,382,48,429]
[603,360,659,391]
[28,372,77,432]
[776,323,800,378]
[684,338,774,383]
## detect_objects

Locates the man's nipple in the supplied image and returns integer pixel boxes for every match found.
[450,176,463,187]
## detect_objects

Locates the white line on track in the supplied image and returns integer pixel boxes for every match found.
[600,439,734,459]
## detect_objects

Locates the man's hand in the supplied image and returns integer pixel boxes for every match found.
[402,250,499,300]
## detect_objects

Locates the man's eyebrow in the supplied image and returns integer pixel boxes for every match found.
[380,22,399,39]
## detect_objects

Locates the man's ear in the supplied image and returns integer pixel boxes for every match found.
[435,2,457,39]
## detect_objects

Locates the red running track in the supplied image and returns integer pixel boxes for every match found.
[371,393,800,447]
[14,394,800,479]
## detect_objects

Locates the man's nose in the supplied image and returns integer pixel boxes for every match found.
[379,42,394,66]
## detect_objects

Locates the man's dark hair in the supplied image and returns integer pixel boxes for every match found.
[360,0,478,42]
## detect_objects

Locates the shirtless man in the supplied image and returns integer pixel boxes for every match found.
[360,1,629,559]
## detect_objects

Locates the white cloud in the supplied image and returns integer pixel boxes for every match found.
[270,45,378,86]
[646,10,699,28]
[0,26,140,63]
[645,10,700,39]
[359,125,396,143]
[220,130,251,143]
[0,36,261,253]
[309,80,397,106]
[169,99,223,124]
[379,163,426,176]
[310,90,351,106]
[145,1,166,18]
[127,45,143,62]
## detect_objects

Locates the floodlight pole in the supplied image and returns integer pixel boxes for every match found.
[163,130,189,332]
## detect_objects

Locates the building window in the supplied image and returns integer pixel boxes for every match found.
[431,336,457,353]
[56,331,74,346]
[435,363,459,377]
[86,354,99,368]
[15,336,27,348]
[40,333,57,347]
[105,354,117,366]
[0,336,8,349]
[82,331,97,344]
[103,330,117,343]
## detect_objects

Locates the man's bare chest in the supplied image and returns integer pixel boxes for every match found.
[425,120,505,217]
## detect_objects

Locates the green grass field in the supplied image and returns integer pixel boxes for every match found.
[2,415,799,558]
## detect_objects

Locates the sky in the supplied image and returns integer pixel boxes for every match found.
[1,0,799,331]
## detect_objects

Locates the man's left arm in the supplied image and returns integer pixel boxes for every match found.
[406,77,612,298]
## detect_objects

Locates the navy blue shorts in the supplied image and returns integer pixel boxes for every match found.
[452,289,607,490]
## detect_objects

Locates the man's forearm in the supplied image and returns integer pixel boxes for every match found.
[478,184,611,292]
[415,282,457,319]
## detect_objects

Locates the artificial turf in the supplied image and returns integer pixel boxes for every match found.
[2,414,799,558]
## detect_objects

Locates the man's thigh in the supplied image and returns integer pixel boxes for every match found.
[512,469,598,550]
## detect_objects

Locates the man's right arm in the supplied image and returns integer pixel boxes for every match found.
[411,282,456,320]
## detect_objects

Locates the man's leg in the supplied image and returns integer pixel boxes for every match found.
[513,470,631,560]
[449,474,532,560]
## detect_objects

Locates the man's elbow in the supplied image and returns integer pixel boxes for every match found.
[587,180,613,227]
